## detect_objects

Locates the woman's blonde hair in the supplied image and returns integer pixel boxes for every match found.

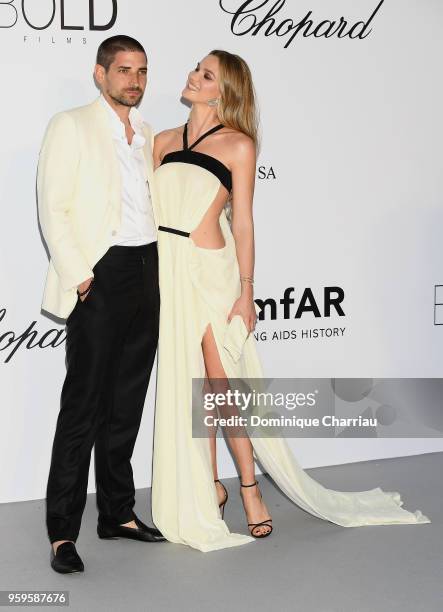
[209,49,260,151]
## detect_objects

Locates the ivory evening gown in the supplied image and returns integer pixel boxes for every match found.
[151,123,431,552]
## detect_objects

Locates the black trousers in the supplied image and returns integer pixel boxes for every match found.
[46,242,160,543]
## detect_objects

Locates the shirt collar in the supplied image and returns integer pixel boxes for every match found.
[99,93,146,148]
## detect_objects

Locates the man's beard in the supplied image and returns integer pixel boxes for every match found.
[108,89,142,107]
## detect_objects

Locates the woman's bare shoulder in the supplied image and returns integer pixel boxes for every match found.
[154,126,186,162]
[223,129,256,163]
[154,125,184,144]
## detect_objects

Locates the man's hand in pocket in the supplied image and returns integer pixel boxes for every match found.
[77,277,94,302]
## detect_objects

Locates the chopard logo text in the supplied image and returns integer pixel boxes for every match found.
[219,0,385,48]
[0,308,65,363]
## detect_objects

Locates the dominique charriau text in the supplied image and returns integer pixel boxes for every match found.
[219,0,386,48]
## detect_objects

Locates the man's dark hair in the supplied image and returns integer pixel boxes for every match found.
[96,35,146,71]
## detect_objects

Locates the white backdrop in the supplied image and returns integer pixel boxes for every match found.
[1,0,442,504]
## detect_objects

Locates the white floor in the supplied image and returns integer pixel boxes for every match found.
[0,452,441,612]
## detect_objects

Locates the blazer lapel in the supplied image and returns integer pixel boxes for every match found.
[89,97,122,211]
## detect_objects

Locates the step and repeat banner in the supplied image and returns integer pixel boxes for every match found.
[1,1,442,503]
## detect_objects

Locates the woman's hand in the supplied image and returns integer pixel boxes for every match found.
[227,293,257,333]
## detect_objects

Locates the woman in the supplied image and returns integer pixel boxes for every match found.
[151,50,430,552]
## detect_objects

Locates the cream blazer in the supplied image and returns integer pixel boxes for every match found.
[37,95,159,319]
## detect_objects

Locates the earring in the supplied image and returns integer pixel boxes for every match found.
[207,98,219,107]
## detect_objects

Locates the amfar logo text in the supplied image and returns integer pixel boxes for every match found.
[0,0,117,30]
[255,287,345,321]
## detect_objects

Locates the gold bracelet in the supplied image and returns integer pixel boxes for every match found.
[240,276,254,284]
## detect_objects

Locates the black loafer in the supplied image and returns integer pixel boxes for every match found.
[50,542,84,574]
[97,514,166,542]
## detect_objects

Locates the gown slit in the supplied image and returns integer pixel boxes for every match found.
[151,123,431,552]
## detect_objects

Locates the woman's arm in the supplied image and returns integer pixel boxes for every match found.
[228,134,257,333]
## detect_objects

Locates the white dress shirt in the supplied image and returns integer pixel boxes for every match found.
[99,93,157,246]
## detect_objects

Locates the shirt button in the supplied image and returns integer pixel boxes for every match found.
[112,230,117,236]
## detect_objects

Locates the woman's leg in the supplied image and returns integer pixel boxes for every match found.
[203,366,226,504]
[202,323,272,536]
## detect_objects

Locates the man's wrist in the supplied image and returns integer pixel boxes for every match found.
[77,277,94,295]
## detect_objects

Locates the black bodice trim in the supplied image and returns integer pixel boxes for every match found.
[160,150,232,193]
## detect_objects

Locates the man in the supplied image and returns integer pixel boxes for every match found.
[37,35,165,574]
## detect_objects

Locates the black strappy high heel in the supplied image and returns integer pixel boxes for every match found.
[240,480,273,538]
[214,479,228,519]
